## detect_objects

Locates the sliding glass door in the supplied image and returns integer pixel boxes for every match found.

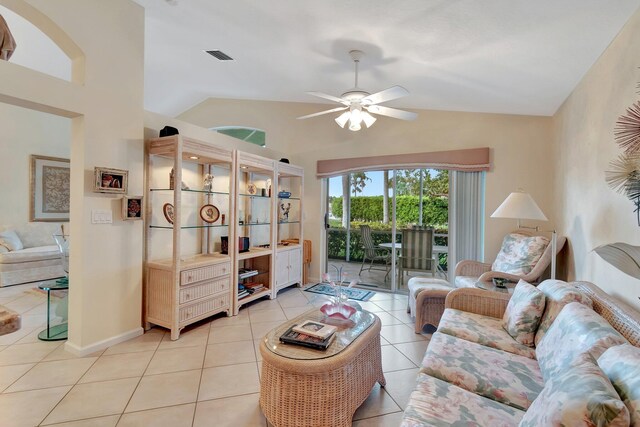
[325,169,449,293]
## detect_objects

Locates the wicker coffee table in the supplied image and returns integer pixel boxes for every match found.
[259,307,384,427]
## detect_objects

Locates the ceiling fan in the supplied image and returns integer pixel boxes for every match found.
[297,50,417,131]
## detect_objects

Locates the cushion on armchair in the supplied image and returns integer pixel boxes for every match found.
[598,344,640,425]
[519,352,630,427]
[492,233,549,276]
[536,302,628,382]
[502,280,545,347]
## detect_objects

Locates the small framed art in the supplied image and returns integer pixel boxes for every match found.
[122,196,143,221]
[94,167,128,194]
[30,155,70,222]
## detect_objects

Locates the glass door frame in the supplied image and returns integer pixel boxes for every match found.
[323,170,402,294]
[323,168,449,294]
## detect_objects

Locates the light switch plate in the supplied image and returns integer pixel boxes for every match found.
[92,209,113,224]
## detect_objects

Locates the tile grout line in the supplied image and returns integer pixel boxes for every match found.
[109,329,166,427]
[0,340,65,392]
[191,318,214,427]
[36,344,104,426]
[369,304,413,417]
[2,287,416,426]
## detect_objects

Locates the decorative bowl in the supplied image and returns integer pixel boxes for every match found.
[320,302,357,320]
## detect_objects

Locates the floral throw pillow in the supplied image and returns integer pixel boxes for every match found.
[599,344,640,426]
[492,233,549,276]
[534,280,593,346]
[501,280,546,347]
[536,302,628,382]
[520,353,630,427]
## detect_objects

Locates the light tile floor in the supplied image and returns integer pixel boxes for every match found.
[0,284,431,427]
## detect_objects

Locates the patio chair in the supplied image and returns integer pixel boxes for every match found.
[454,230,567,288]
[398,227,437,284]
[358,225,391,277]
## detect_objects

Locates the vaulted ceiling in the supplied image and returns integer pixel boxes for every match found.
[136,0,640,117]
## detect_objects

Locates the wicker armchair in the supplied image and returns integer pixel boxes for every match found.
[455,230,566,287]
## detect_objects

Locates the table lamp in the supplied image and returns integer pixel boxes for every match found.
[491,190,558,280]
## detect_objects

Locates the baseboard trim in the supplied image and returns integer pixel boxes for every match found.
[65,326,144,356]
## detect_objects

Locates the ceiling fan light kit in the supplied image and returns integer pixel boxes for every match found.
[298,50,417,131]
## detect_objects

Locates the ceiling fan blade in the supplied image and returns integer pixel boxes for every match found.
[297,106,348,120]
[306,91,349,105]
[366,105,417,121]
[362,85,409,105]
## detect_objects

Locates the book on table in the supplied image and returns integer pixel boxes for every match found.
[292,320,337,340]
[279,325,337,350]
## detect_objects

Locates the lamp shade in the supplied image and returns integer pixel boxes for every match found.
[491,191,548,221]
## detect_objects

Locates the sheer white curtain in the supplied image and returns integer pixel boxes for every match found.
[449,171,486,283]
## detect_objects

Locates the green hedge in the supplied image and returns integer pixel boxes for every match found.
[327,228,448,271]
[330,195,448,227]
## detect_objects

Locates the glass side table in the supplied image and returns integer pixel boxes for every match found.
[38,280,69,341]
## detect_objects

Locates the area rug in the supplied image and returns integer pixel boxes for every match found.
[304,283,375,301]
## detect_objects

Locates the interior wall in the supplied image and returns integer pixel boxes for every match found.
[553,7,640,309]
[0,102,71,227]
[0,4,71,81]
[0,0,146,352]
[178,99,555,282]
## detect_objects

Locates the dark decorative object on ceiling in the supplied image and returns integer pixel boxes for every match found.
[279,158,290,164]
[159,126,179,137]
[606,153,640,225]
[614,101,640,154]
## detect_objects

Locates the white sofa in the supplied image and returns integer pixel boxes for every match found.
[0,223,67,287]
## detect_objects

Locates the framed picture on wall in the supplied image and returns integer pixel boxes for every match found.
[30,155,70,222]
[122,195,143,221]
[94,167,128,194]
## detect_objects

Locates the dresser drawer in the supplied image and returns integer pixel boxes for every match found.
[179,294,230,323]
[181,262,230,285]
[179,278,230,304]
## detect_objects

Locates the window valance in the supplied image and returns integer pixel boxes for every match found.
[316,147,490,178]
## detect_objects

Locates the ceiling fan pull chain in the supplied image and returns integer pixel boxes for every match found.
[354,58,359,88]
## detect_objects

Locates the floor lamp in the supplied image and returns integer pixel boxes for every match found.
[491,190,558,280]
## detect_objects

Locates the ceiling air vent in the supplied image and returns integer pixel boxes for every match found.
[205,50,234,61]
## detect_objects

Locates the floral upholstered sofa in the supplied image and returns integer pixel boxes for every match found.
[400,280,640,426]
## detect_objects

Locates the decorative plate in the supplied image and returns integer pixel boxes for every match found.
[200,204,220,223]
[247,183,257,195]
[162,203,175,225]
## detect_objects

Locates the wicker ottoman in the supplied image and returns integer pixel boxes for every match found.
[407,277,454,333]
[260,312,384,427]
